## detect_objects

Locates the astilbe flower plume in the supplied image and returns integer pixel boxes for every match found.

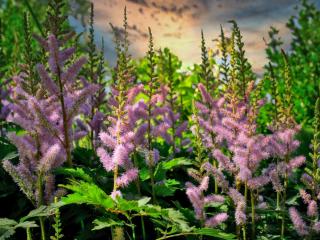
[160,52,190,156]
[186,175,228,227]
[289,99,320,237]
[97,33,143,198]
[32,33,99,166]
[3,75,64,206]
[3,32,99,206]
[0,78,11,135]
[84,3,107,150]
[199,81,273,230]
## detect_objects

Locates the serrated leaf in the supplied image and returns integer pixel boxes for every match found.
[0,228,15,240]
[55,167,93,182]
[138,197,151,207]
[92,218,124,230]
[15,221,38,229]
[155,179,181,197]
[139,167,150,181]
[161,158,193,170]
[20,204,58,222]
[1,152,18,161]
[60,180,114,209]
[0,219,17,228]
[193,228,236,239]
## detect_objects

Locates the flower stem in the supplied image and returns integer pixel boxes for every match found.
[281,173,288,239]
[56,64,72,167]
[26,228,32,240]
[250,190,255,239]
[39,217,46,240]
[37,173,46,240]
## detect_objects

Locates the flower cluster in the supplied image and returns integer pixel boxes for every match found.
[97,74,143,198]
[3,33,98,205]
[186,175,228,227]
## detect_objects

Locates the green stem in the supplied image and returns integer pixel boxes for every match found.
[276,192,280,210]
[133,153,146,240]
[250,190,255,239]
[56,60,72,167]
[37,173,46,240]
[39,217,46,240]
[213,160,218,194]
[242,181,247,240]
[26,228,32,240]
[149,166,157,204]
[281,173,288,239]
[242,226,246,240]
[22,0,45,37]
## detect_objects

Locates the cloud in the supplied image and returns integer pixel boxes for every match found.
[85,0,317,73]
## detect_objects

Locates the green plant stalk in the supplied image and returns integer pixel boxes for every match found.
[37,172,46,240]
[27,228,32,240]
[133,153,146,240]
[281,173,288,239]
[236,181,241,240]
[22,0,45,37]
[250,190,255,239]
[242,182,248,240]
[56,64,72,167]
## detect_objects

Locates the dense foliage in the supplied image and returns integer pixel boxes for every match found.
[0,0,320,239]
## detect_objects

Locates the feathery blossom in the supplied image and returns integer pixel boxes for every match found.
[289,207,308,236]
[31,34,98,165]
[186,175,228,227]
[289,100,320,237]
[3,75,65,206]
[0,78,11,136]
[3,33,98,206]
[97,61,143,196]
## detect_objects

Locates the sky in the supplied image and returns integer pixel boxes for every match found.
[70,0,320,74]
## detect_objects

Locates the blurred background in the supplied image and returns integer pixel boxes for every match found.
[2,0,319,74]
[71,0,319,73]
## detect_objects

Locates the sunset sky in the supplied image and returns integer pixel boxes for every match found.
[71,0,320,74]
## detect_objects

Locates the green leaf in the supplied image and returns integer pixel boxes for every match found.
[1,152,18,162]
[0,219,17,228]
[55,167,93,182]
[138,197,151,207]
[15,221,38,229]
[92,218,124,230]
[20,205,57,222]
[193,228,236,239]
[155,158,192,181]
[60,180,114,209]
[139,167,150,181]
[161,158,193,170]
[154,179,181,197]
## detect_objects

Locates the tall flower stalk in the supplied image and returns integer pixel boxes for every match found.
[33,34,99,167]
[97,24,142,197]
[85,2,107,150]
[288,98,320,238]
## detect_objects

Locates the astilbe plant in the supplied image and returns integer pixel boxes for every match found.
[202,80,272,238]
[84,2,107,150]
[266,50,306,238]
[161,51,190,156]
[289,99,320,237]
[96,26,143,199]
[130,28,170,203]
[32,33,99,166]
[96,79,141,199]
[3,31,98,239]
[186,175,228,228]
[0,78,11,136]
